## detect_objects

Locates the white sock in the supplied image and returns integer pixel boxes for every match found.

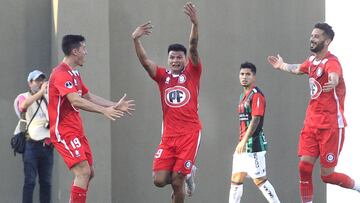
[229,184,243,203]
[258,180,281,203]
[353,180,360,192]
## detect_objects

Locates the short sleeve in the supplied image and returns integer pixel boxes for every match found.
[79,78,89,95]
[299,59,310,74]
[152,66,166,83]
[54,72,78,97]
[187,58,202,77]
[251,93,265,116]
[326,59,342,76]
[17,94,27,112]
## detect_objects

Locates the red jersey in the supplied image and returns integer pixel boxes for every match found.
[48,62,89,142]
[299,52,346,129]
[152,59,202,137]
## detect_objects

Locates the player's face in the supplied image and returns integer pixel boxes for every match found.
[310,28,328,53]
[168,51,186,74]
[239,68,255,87]
[74,42,87,67]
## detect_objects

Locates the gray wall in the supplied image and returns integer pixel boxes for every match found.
[0,0,51,203]
[0,0,325,202]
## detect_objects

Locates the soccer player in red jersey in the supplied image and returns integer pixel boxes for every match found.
[48,35,135,203]
[229,62,281,203]
[132,2,201,203]
[267,23,360,203]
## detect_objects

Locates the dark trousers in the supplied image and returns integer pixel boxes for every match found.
[22,140,53,203]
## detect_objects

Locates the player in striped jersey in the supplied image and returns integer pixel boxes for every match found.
[229,62,281,203]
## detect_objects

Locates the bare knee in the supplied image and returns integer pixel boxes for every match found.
[72,161,92,181]
[231,172,246,185]
[153,171,171,188]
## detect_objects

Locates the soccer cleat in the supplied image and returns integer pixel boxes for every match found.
[185,165,197,197]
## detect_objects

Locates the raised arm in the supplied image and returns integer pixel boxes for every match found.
[267,54,304,75]
[184,2,199,65]
[19,81,47,110]
[132,22,157,78]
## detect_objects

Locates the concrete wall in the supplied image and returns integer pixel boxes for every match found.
[0,0,51,202]
[0,0,325,202]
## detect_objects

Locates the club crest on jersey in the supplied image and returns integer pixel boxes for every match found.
[65,81,73,89]
[309,78,322,99]
[74,78,78,86]
[178,74,186,84]
[326,153,335,163]
[316,67,323,77]
[165,77,170,84]
[164,86,190,108]
[184,160,192,169]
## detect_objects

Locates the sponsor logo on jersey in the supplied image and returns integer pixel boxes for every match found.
[326,153,335,163]
[184,160,192,169]
[309,78,322,99]
[65,81,73,89]
[164,86,190,108]
[239,113,249,121]
[178,74,186,84]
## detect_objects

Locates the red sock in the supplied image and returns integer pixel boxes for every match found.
[321,172,355,189]
[70,185,87,203]
[299,161,314,202]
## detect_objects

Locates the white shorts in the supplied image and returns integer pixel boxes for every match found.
[231,151,267,179]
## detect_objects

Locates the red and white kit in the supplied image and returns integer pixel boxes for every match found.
[152,59,202,174]
[298,51,346,167]
[48,62,93,169]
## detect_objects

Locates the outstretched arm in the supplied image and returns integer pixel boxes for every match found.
[267,54,304,75]
[66,92,124,121]
[83,92,135,115]
[184,2,200,65]
[132,22,157,78]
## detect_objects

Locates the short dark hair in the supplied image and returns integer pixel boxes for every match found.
[168,43,187,56]
[314,23,335,41]
[240,62,257,75]
[62,35,86,56]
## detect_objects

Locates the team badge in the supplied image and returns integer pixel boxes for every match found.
[65,81,73,89]
[74,78,78,86]
[164,86,191,108]
[316,67,323,77]
[165,77,170,84]
[326,153,335,163]
[309,78,322,99]
[184,160,192,169]
[178,74,186,84]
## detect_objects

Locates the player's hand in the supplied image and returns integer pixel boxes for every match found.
[235,140,246,154]
[103,106,124,121]
[323,73,339,92]
[267,54,284,70]
[132,21,152,40]
[184,2,198,25]
[114,93,136,116]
